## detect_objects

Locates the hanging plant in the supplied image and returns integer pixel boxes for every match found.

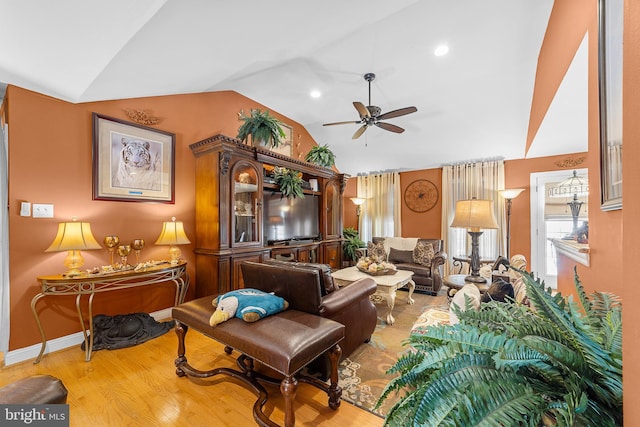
[237,109,286,149]
[305,144,336,168]
[273,166,304,199]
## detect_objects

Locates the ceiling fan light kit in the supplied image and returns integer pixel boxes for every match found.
[323,73,417,139]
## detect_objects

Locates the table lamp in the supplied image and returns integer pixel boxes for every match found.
[498,188,525,258]
[155,217,191,264]
[45,218,102,276]
[450,198,499,283]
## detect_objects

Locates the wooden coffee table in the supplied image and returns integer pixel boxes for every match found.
[331,266,415,325]
[443,274,490,299]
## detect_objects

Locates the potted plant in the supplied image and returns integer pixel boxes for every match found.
[377,269,622,426]
[237,109,286,149]
[305,144,336,168]
[343,227,365,264]
[273,166,304,199]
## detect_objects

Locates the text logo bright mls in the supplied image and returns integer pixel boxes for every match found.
[1,405,68,426]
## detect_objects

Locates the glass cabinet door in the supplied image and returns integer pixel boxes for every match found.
[325,180,340,238]
[232,162,261,245]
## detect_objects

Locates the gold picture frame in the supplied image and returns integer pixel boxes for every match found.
[92,113,175,203]
[269,123,293,157]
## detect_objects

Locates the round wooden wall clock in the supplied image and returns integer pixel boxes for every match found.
[404,179,439,213]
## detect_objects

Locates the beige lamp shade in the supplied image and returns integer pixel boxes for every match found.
[45,219,101,276]
[350,197,365,206]
[155,217,190,264]
[45,220,102,252]
[450,199,499,232]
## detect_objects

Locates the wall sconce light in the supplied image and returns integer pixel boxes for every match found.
[45,218,102,276]
[450,198,499,283]
[155,217,191,264]
[498,188,525,258]
[350,197,365,229]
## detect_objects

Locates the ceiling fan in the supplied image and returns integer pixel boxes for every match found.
[323,72,417,139]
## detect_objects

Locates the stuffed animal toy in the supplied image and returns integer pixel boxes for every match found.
[209,288,288,326]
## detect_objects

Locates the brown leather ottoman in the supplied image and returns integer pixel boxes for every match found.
[172,295,345,427]
[0,375,68,404]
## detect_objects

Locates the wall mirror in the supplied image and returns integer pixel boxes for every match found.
[598,0,623,211]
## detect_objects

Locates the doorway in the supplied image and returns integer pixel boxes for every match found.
[529,168,588,288]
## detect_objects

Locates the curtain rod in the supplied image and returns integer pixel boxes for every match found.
[440,156,504,167]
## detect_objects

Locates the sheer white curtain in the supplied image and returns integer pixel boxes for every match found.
[0,118,9,354]
[356,172,401,243]
[441,160,506,274]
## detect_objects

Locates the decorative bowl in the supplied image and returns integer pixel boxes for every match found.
[357,266,397,276]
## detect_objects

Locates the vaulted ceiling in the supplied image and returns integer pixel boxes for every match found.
[0,0,589,176]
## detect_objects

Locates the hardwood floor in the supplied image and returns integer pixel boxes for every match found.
[0,327,384,427]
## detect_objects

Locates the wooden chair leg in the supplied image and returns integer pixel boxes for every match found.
[174,321,189,377]
[280,376,298,427]
[327,344,342,409]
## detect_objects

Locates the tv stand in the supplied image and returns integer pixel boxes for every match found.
[190,134,346,296]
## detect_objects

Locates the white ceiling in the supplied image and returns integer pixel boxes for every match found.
[0,0,587,176]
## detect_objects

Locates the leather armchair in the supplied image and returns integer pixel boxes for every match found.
[241,260,377,378]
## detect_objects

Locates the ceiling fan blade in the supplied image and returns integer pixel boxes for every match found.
[323,121,360,126]
[353,102,370,119]
[376,122,405,134]
[352,124,368,139]
[377,106,417,121]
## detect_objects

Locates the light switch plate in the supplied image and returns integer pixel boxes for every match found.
[32,203,54,218]
[20,202,31,217]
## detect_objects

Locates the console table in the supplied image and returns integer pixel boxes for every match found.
[31,261,189,363]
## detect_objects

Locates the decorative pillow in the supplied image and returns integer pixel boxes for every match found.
[209,288,288,326]
[367,240,387,263]
[481,279,515,303]
[512,277,530,306]
[388,247,414,264]
[449,284,481,325]
[413,241,435,266]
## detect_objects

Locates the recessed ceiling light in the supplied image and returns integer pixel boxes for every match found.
[434,45,449,57]
[310,89,322,98]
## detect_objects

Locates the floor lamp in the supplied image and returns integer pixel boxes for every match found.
[499,188,524,259]
[350,197,365,232]
[548,170,589,238]
[450,198,499,283]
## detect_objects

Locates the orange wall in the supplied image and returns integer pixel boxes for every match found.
[6,86,319,351]
[623,0,640,421]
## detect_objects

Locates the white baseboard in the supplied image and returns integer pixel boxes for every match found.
[4,308,174,366]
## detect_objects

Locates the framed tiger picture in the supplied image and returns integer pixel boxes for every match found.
[92,113,175,203]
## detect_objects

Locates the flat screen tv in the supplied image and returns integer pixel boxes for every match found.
[263,192,320,244]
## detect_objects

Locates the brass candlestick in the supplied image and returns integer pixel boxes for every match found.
[131,239,145,265]
[117,245,131,268]
[104,236,119,266]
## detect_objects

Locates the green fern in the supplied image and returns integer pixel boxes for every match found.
[378,268,623,426]
[272,166,304,199]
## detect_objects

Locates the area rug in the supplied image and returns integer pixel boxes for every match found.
[338,288,449,417]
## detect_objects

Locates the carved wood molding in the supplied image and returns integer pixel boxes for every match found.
[123,109,161,125]
[554,156,586,168]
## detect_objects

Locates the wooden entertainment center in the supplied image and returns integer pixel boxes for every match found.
[190,134,346,297]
